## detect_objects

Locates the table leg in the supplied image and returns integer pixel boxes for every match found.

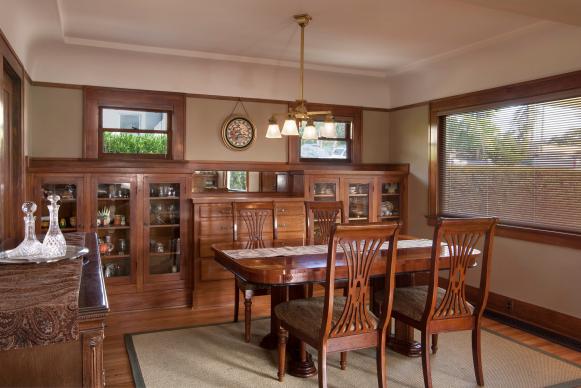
[259,286,286,350]
[372,273,423,357]
[259,284,317,378]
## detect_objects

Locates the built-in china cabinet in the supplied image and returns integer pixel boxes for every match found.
[28,161,408,312]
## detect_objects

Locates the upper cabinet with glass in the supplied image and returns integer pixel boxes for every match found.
[100,108,170,157]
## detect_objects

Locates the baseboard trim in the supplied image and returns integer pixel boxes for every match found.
[435,277,581,350]
[483,309,581,353]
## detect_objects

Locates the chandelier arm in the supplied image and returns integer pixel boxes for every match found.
[306,110,333,116]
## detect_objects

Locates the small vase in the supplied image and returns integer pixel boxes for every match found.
[42,194,67,258]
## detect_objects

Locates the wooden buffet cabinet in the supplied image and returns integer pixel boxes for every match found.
[27,160,408,313]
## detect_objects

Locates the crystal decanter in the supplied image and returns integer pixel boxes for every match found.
[8,201,43,257]
[42,194,67,257]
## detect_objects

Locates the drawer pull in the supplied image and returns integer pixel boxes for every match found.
[279,208,287,213]
[279,223,287,228]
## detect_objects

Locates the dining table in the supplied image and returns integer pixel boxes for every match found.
[212,236,479,378]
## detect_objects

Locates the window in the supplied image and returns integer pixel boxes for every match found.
[299,119,351,160]
[101,108,170,156]
[84,87,185,160]
[439,95,581,236]
[288,104,362,164]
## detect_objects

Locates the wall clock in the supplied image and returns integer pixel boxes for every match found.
[221,114,256,151]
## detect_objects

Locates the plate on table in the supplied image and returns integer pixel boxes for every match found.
[0,245,89,264]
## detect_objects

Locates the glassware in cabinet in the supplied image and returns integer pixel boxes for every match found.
[147,182,183,276]
[347,182,371,223]
[39,181,81,233]
[96,182,133,279]
[311,178,339,202]
[379,181,401,222]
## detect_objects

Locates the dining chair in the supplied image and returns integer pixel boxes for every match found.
[305,201,344,245]
[232,201,275,342]
[377,217,497,388]
[275,222,400,388]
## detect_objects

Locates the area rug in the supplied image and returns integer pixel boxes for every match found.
[126,319,581,388]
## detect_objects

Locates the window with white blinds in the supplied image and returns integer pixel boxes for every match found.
[440,96,581,234]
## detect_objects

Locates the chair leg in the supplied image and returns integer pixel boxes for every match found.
[244,289,253,343]
[421,331,433,388]
[340,352,347,370]
[376,330,388,388]
[472,326,484,386]
[277,327,288,382]
[233,279,239,323]
[431,333,438,354]
[318,348,327,388]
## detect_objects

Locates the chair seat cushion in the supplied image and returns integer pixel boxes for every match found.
[375,286,474,322]
[274,296,378,343]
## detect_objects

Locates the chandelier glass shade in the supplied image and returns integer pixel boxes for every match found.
[266,14,335,140]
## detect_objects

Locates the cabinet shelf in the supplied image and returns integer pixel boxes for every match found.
[381,193,400,197]
[97,197,131,201]
[98,225,130,230]
[149,223,180,228]
[313,194,336,198]
[41,227,77,232]
[150,196,179,200]
[379,215,400,219]
[348,217,369,221]
[149,252,180,256]
[102,254,131,260]
[348,193,369,197]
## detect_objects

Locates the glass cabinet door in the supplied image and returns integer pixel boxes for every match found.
[96,180,134,281]
[145,178,185,282]
[346,180,373,224]
[39,177,84,234]
[379,180,401,223]
[312,178,340,202]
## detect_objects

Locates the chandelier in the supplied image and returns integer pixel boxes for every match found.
[266,14,336,140]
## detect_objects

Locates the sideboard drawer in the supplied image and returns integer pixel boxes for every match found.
[276,215,305,233]
[199,204,233,218]
[200,258,233,281]
[275,202,305,216]
[199,218,234,237]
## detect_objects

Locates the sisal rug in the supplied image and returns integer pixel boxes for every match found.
[126,319,581,388]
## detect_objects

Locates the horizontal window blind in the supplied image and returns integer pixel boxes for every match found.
[441,96,581,234]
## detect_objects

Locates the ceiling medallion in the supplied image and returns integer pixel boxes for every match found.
[266,14,337,140]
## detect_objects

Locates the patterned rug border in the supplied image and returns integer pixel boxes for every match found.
[124,318,581,388]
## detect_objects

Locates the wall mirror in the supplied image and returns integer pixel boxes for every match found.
[192,171,291,193]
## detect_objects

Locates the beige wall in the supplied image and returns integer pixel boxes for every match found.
[388,105,432,238]
[28,86,83,158]
[185,98,288,162]
[27,88,392,163]
[388,105,581,319]
[361,110,390,163]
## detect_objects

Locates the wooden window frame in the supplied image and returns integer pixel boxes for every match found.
[288,104,362,164]
[428,70,581,249]
[84,87,185,160]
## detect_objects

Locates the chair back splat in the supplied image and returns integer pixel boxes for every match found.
[323,223,400,340]
[233,202,275,248]
[426,217,497,322]
[305,201,344,245]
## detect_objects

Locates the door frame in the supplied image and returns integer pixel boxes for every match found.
[1,33,25,247]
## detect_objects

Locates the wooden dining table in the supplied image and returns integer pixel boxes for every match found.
[213,237,478,378]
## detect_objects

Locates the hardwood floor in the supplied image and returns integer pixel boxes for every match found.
[104,305,581,387]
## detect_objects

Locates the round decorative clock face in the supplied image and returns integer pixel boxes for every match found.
[221,115,256,150]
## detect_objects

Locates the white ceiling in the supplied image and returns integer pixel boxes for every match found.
[54,0,555,77]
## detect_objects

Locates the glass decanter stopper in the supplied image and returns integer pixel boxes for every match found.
[42,194,67,258]
[8,202,43,257]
